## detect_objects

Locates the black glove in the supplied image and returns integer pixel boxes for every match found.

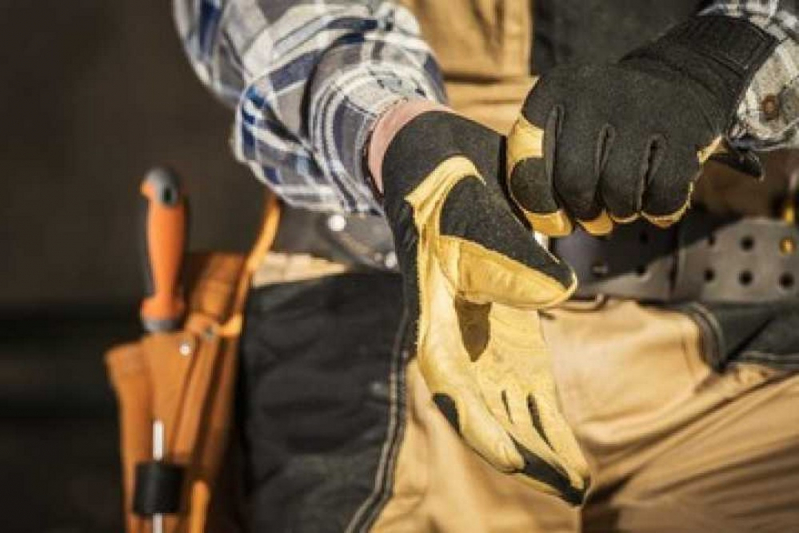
[508,15,777,236]
[381,111,590,504]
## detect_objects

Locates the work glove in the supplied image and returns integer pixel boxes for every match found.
[508,15,777,237]
[381,110,590,504]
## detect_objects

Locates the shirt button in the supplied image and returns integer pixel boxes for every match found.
[761,94,781,120]
[327,214,347,232]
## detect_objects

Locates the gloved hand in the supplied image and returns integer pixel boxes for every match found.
[508,15,777,237]
[380,109,590,504]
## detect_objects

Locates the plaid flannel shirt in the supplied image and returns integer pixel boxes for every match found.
[174,0,799,214]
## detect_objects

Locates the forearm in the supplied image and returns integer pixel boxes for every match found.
[173,0,446,213]
[702,1,799,150]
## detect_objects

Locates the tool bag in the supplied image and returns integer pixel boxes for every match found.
[105,194,281,533]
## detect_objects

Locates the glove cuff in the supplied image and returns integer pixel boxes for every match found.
[623,15,777,128]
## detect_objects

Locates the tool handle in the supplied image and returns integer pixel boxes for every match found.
[139,168,187,332]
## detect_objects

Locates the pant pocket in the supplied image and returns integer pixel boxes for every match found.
[682,300,799,372]
[237,272,404,533]
[547,299,707,433]
[547,298,787,489]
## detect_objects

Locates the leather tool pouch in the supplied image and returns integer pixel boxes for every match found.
[105,195,280,533]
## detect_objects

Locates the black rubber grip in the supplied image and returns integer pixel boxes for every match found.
[132,461,185,516]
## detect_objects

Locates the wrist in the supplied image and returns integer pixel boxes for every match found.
[366,99,450,195]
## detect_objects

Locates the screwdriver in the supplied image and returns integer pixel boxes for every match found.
[139,167,187,332]
[137,168,187,532]
[152,420,165,533]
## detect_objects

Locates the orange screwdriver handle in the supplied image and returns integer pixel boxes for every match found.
[139,168,187,332]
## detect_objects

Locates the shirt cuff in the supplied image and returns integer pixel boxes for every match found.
[310,59,447,214]
[699,4,799,149]
[729,37,799,150]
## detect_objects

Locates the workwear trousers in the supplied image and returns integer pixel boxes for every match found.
[239,269,799,532]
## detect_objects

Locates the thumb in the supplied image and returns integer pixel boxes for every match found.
[507,112,575,237]
[435,176,576,309]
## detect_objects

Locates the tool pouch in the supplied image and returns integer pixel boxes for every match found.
[106,195,281,533]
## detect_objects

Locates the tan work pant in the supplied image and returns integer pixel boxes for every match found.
[373,298,799,532]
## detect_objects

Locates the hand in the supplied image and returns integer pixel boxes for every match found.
[378,106,590,504]
[507,16,776,237]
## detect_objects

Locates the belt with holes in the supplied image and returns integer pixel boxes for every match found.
[550,209,799,304]
[272,204,398,272]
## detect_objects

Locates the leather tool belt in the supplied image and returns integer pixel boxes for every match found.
[272,205,398,271]
[551,210,799,304]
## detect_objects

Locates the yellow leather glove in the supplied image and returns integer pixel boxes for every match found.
[381,110,590,504]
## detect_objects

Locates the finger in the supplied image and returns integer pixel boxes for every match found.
[553,115,615,235]
[501,385,587,504]
[501,375,582,475]
[490,318,590,492]
[579,210,614,236]
[502,383,562,463]
[599,132,653,222]
[510,411,584,504]
[512,438,588,506]
[525,390,590,489]
[551,112,605,224]
[507,111,573,237]
[423,379,525,473]
[506,386,590,504]
[436,176,577,308]
[418,288,526,473]
[580,124,616,235]
[641,143,699,228]
[469,361,587,504]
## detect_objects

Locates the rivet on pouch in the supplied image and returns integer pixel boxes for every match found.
[178,339,194,357]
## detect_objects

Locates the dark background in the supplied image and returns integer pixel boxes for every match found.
[0,3,262,531]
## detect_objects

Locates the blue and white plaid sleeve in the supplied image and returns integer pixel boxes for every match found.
[173,0,446,214]
[702,1,799,150]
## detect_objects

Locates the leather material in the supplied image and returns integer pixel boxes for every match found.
[372,358,580,533]
[106,195,281,533]
[105,341,153,533]
[107,255,246,533]
[552,210,799,304]
[382,111,589,503]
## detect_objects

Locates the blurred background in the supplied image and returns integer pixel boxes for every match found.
[0,3,262,531]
